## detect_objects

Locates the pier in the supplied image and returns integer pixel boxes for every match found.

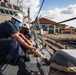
[37,34,76,55]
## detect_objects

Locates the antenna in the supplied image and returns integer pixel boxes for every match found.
[17,0,19,6]
[28,7,30,26]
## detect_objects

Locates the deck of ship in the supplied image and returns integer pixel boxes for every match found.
[0,48,51,75]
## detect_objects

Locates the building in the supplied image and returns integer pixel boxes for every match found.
[33,17,67,34]
[60,27,76,34]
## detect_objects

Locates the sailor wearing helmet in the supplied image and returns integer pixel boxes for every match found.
[20,23,32,42]
[0,13,36,75]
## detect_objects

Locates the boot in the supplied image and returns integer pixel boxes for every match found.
[17,56,31,75]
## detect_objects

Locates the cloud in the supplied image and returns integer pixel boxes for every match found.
[41,4,76,27]
[10,0,76,27]
[10,0,40,20]
[23,0,40,20]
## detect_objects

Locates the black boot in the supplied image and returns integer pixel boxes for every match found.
[17,56,30,75]
[17,69,31,75]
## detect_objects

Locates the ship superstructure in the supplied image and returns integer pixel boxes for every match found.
[0,0,24,22]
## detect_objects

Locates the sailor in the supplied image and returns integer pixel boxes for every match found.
[20,23,32,42]
[0,13,36,75]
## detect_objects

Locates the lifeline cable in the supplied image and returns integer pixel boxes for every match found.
[51,17,76,26]
[35,0,45,20]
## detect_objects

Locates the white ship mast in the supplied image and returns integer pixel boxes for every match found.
[17,0,19,6]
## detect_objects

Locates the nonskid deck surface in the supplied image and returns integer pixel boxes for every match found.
[0,57,50,75]
[0,49,51,75]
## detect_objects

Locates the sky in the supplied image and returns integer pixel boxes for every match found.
[11,0,76,27]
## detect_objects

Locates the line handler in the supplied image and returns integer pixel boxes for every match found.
[0,13,36,75]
